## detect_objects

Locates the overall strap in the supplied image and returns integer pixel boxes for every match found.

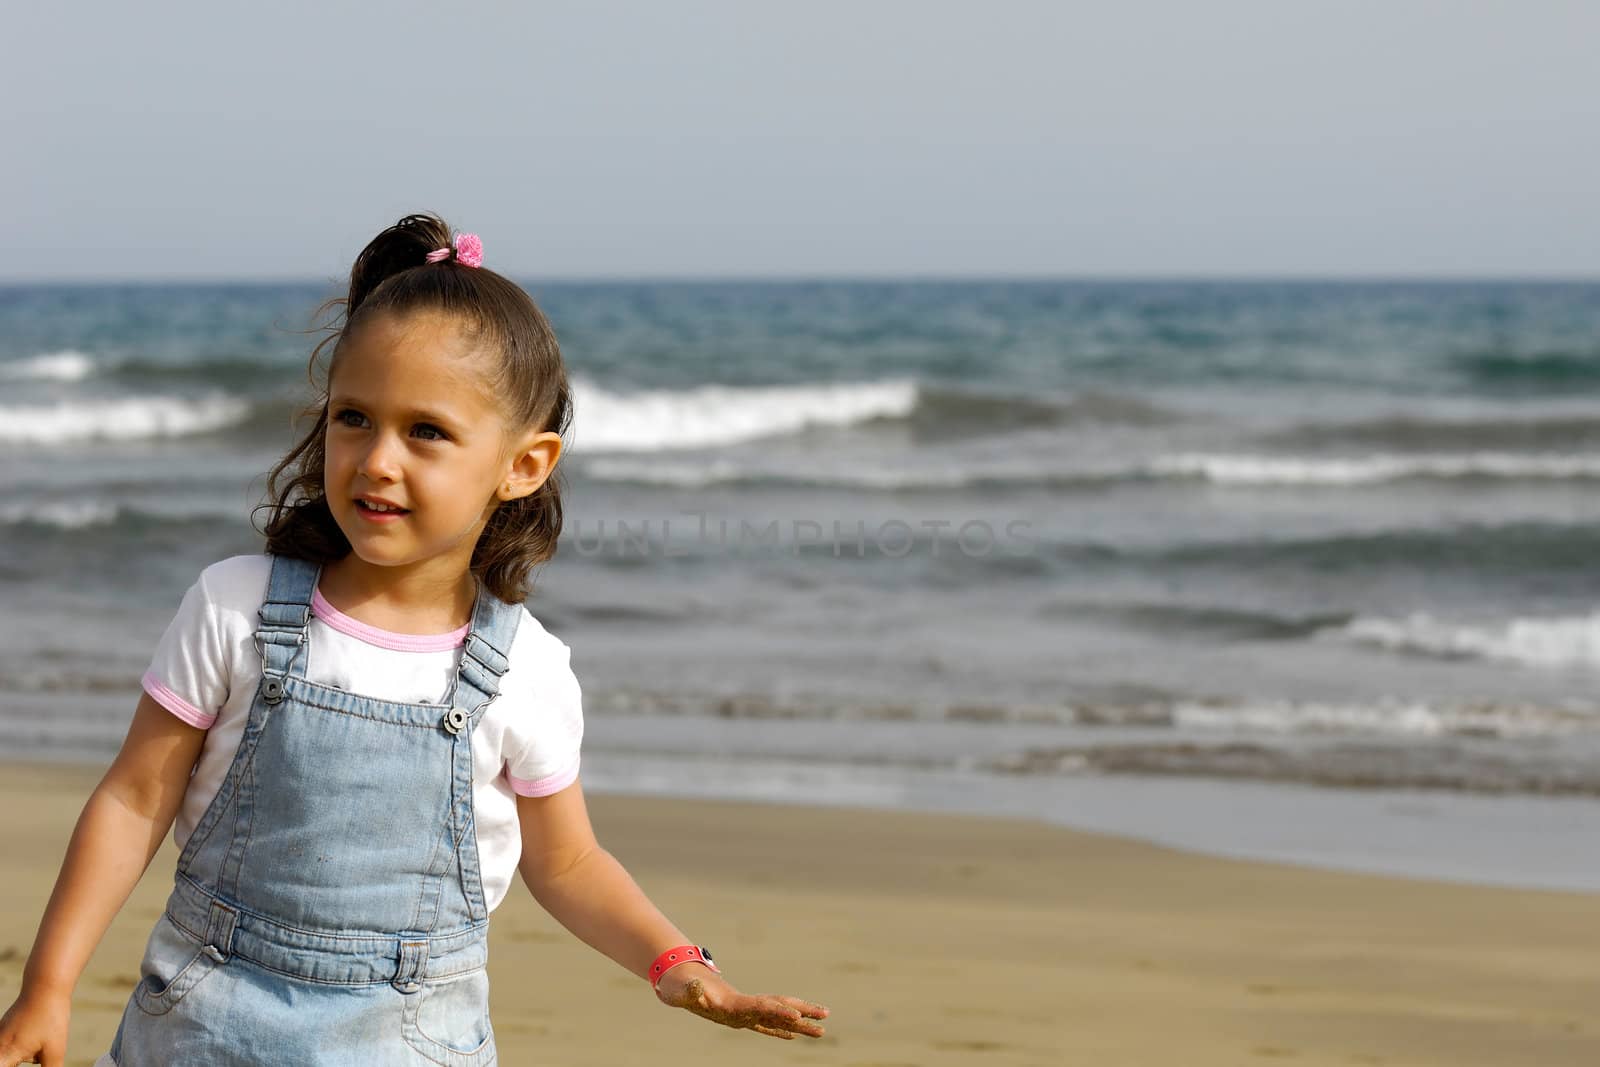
[254,554,321,684]
[188,555,321,899]
[449,584,522,720]
[429,583,522,925]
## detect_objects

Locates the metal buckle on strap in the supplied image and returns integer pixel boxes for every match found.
[464,632,511,677]
[252,628,306,663]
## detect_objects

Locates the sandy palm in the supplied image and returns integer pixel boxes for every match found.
[658,975,829,1040]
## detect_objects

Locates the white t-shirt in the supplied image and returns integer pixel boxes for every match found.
[140,553,583,912]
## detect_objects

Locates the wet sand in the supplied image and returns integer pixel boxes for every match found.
[2,762,1598,1066]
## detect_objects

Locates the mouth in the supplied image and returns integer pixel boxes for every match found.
[355,498,410,517]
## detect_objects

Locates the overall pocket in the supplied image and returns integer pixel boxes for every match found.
[399,968,496,1066]
[131,914,224,1017]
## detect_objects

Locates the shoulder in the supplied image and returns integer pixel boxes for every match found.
[506,605,576,677]
[191,553,274,615]
[497,605,582,719]
[494,605,584,784]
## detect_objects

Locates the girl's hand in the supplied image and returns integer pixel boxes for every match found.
[0,988,70,1067]
[654,964,829,1040]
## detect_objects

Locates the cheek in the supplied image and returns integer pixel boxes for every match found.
[324,434,351,469]
[322,440,351,490]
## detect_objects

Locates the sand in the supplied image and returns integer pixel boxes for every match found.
[2,762,1598,1066]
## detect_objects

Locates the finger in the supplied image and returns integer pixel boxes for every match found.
[43,1043,66,1067]
[756,1003,826,1038]
[775,995,831,1018]
[750,1025,796,1040]
[779,1016,827,1039]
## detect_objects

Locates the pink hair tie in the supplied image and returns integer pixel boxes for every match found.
[425,232,484,268]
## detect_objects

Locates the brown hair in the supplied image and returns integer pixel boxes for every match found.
[254,212,571,603]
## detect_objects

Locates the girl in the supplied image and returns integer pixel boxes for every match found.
[0,214,829,1066]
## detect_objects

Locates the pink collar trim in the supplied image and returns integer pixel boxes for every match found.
[311,587,470,652]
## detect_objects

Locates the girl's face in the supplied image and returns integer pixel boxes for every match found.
[324,311,526,582]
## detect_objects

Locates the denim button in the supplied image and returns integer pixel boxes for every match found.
[442,707,468,735]
[261,677,285,704]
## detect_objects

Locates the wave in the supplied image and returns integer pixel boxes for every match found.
[0,499,123,529]
[1166,698,1596,739]
[111,356,294,391]
[0,502,242,533]
[0,350,99,382]
[579,450,1600,491]
[1327,613,1600,670]
[568,378,918,451]
[907,385,1183,433]
[0,393,253,445]
[1454,349,1600,390]
[1144,521,1600,577]
[1267,413,1600,453]
[1042,601,1349,641]
[1148,451,1600,485]
[988,737,1600,795]
[565,379,1187,453]
[577,457,994,490]
[582,686,1600,746]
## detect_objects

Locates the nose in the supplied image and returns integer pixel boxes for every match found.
[357,431,404,483]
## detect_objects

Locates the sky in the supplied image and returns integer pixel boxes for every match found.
[5,1,1598,281]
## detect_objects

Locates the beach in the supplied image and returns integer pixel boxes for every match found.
[3,763,1597,1066]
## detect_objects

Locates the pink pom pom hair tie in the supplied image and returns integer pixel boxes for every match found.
[425,232,484,268]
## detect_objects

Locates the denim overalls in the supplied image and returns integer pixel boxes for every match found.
[110,554,520,1066]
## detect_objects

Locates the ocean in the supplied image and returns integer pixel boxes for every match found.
[5,279,1600,888]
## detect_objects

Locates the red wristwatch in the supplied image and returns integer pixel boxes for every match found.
[649,945,720,991]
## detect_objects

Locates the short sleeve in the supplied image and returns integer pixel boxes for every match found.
[141,569,231,729]
[503,638,583,797]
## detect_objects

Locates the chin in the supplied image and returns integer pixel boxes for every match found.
[347,541,416,567]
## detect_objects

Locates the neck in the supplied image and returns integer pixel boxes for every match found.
[317,555,478,633]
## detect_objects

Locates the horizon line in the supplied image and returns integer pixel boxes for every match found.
[3,271,1600,287]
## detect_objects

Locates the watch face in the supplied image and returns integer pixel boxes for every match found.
[699,946,715,964]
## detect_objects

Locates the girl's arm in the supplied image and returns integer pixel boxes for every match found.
[0,693,207,1067]
[515,778,829,1041]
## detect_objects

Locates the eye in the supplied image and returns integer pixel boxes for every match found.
[332,408,366,428]
[413,423,449,442]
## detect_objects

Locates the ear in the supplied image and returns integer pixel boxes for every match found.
[497,430,563,502]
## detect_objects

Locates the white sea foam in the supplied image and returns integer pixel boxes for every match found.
[0,499,120,529]
[1328,613,1600,670]
[0,350,99,382]
[584,448,1600,490]
[0,394,251,444]
[1148,452,1600,485]
[1172,697,1593,739]
[569,378,918,452]
[579,457,973,489]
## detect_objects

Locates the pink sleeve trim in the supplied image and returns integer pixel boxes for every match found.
[506,755,580,797]
[142,671,217,729]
